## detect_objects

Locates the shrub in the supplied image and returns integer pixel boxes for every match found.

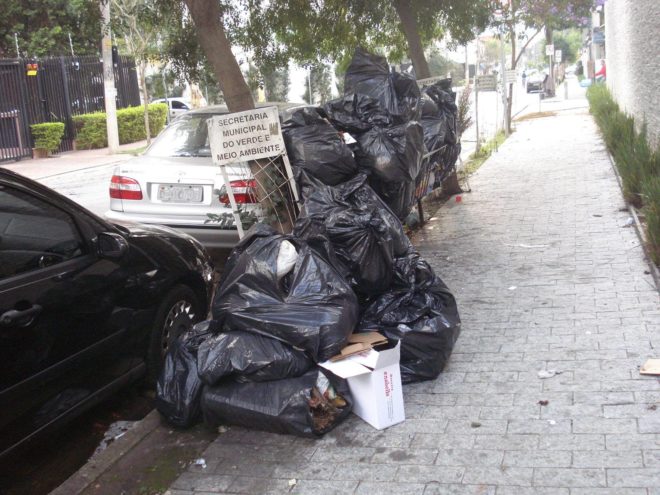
[587,84,660,265]
[72,103,168,149]
[642,175,660,265]
[30,122,65,152]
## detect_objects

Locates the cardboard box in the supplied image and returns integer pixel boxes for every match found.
[320,336,405,430]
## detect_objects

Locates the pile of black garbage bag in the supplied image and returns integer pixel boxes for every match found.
[156,48,462,437]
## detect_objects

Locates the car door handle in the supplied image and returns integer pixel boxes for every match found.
[0,305,43,327]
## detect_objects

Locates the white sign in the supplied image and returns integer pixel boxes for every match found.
[505,69,517,81]
[545,44,554,56]
[555,50,563,62]
[208,106,285,166]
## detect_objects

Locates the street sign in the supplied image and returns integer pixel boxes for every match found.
[505,69,517,82]
[555,50,563,62]
[545,44,554,56]
[476,74,496,91]
[208,106,285,166]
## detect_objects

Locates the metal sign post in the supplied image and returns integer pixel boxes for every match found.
[207,106,297,239]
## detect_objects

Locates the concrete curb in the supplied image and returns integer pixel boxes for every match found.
[604,145,660,293]
[50,410,161,495]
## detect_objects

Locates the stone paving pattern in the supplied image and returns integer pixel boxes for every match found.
[166,103,660,494]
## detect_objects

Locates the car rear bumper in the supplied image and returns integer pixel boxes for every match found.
[105,210,240,248]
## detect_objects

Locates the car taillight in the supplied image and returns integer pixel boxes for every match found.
[218,179,258,205]
[109,175,143,200]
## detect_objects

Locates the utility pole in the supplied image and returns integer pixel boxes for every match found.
[474,37,480,153]
[100,0,120,153]
[14,33,20,58]
[499,33,509,136]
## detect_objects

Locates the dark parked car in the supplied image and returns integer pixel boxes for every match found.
[0,169,214,460]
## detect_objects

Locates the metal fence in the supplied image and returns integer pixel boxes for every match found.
[0,55,140,162]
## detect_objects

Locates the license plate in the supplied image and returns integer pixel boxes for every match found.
[157,184,203,203]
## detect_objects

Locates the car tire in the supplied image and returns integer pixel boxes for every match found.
[146,284,203,384]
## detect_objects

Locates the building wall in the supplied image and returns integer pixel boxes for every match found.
[605,0,660,148]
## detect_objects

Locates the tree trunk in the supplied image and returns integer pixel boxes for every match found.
[140,60,151,145]
[545,27,555,97]
[393,0,430,79]
[184,0,254,112]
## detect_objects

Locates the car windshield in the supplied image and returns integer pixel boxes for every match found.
[146,114,217,158]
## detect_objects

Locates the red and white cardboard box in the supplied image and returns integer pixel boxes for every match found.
[319,339,405,430]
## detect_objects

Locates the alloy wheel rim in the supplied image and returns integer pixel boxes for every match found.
[161,300,195,355]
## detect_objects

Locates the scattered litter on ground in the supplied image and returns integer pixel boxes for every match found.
[288,479,298,487]
[622,217,634,227]
[470,421,482,428]
[592,214,602,217]
[193,458,207,469]
[640,359,660,375]
[586,331,592,335]
[92,420,136,457]
[547,419,557,425]
[538,400,549,406]
[508,286,517,291]
[504,243,549,249]
[648,405,657,411]
[455,195,462,203]
[537,369,562,379]
[217,425,229,433]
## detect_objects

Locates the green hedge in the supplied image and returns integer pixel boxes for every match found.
[72,103,168,149]
[30,122,65,152]
[587,84,660,264]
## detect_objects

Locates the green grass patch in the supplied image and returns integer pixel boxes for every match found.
[460,130,508,177]
[587,83,660,264]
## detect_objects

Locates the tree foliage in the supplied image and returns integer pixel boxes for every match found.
[1,0,101,58]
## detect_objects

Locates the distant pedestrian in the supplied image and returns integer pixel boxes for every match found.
[521,70,527,89]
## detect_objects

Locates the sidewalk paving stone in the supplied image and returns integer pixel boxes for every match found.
[163,96,659,493]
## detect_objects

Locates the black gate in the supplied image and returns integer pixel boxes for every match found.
[0,55,140,162]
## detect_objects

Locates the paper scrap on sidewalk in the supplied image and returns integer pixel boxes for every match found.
[640,359,660,375]
[537,369,562,379]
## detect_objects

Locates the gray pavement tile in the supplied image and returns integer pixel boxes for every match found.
[394,465,465,484]
[290,479,359,494]
[538,434,605,451]
[355,481,427,494]
[370,447,439,465]
[462,466,533,486]
[606,468,660,487]
[532,468,607,487]
[423,484,496,495]
[503,450,572,468]
[171,473,236,492]
[226,476,294,494]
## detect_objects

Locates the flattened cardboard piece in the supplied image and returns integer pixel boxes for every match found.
[320,340,405,430]
[640,358,660,375]
[328,332,388,362]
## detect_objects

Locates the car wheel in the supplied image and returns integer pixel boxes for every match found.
[146,285,202,384]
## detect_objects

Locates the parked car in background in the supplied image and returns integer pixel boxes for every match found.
[105,102,301,249]
[0,168,213,460]
[526,70,546,93]
[152,97,193,121]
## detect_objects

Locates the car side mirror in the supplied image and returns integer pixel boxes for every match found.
[97,232,129,260]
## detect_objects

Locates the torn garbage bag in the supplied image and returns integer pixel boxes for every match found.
[197,331,313,384]
[360,252,461,383]
[354,121,424,183]
[155,320,218,428]
[212,224,359,362]
[282,107,358,187]
[300,174,411,295]
[201,368,353,437]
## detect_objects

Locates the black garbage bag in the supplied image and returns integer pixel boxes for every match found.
[300,174,411,295]
[423,81,458,145]
[197,331,313,384]
[323,94,384,134]
[282,107,358,187]
[212,224,359,362]
[354,121,424,183]
[344,48,421,125]
[155,320,218,428]
[201,368,353,437]
[360,252,461,383]
[421,115,448,160]
[369,176,417,221]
